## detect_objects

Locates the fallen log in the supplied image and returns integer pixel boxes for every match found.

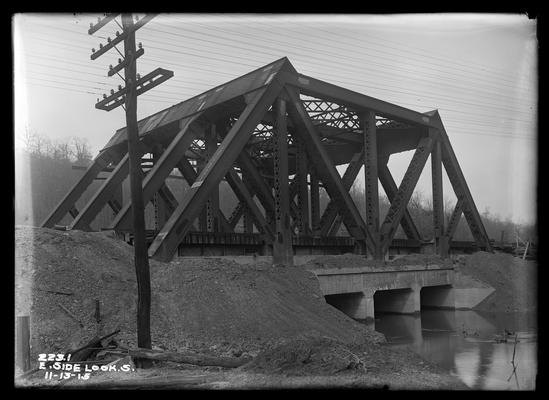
[128,348,252,368]
[69,329,121,361]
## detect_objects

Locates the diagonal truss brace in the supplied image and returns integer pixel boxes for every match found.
[109,115,201,231]
[148,82,283,261]
[379,135,435,253]
[285,86,375,254]
[41,149,118,228]
[377,157,422,241]
[319,150,364,236]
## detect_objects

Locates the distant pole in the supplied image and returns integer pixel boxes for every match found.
[16,316,31,373]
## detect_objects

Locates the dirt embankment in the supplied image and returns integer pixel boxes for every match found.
[15,226,466,389]
[15,226,383,362]
[453,251,537,313]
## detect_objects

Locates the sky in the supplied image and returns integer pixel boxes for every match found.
[13,13,537,225]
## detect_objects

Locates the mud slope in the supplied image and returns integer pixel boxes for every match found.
[15,226,383,363]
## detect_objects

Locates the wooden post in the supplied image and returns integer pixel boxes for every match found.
[122,14,152,363]
[16,316,31,373]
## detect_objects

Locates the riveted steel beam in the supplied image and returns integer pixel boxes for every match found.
[148,83,283,261]
[70,152,134,231]
[431,137,447,256]
[109,114,201,231]
[282,72,439,129]
[225,169,274,242]
[361,110,381,259]
[380,135,434,254]
[285,87,375,255]
[272,96,293,265]
[319,150,364,236]
[205,124,220,232]
[377,158,422,241]
[41,148,118,228]
[295,136,310,235]
[228,202,246,231]
[310,167,321,236]
[445,198,464,240]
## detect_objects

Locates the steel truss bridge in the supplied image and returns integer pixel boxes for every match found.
[41,58,492,263]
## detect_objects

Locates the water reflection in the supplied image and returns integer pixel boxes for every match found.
[366,310,537,390]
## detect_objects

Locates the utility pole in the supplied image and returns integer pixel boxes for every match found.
[88,13,173,366]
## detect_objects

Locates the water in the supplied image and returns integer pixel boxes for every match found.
[365,310,537,390]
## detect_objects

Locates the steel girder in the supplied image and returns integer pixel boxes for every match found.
[431,137,446,255]
[285,86,376,255]
[43,57,493,263]
[272,96,293,265]
[319,150,364,236]
[446,198,464,239]
[70,152,132,231]
[361,110,381,259]
[148,81,284,261]
[109,115,202,231]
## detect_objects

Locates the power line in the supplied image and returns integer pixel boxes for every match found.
[24,28,536,117]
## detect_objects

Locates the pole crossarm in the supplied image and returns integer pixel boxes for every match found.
[379,135,435,253]
[148,82,283,261]
[285,87,375,254]
[96,68,174,111]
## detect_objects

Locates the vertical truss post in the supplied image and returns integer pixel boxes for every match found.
[361,110,381,259]
[205,124,220,232]
[197,155,208,231]
[431,136,447,256]
[295,136,310,235]
[310,168,321,236]
[272,96,293,266]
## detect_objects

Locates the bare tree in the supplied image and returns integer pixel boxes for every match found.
[50,138,73,162]
[72,137,93,164]
[23,126,50,157]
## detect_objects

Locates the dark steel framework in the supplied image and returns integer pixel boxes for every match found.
[41,58,492,263]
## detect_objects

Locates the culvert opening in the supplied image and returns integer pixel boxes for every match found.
[373,288,416,315]
[420,285,454,310]
[324,292,365,319]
